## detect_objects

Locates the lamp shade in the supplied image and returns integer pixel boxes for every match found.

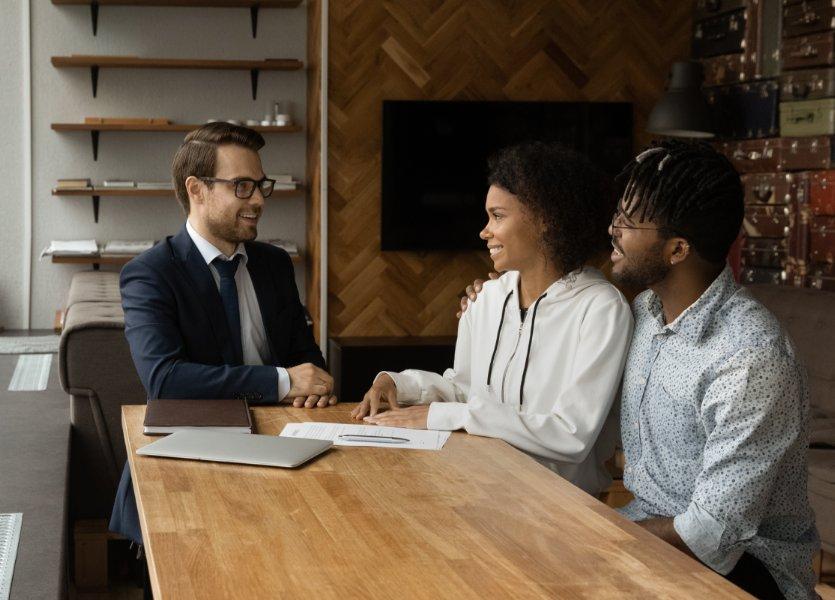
[647,61,714,139]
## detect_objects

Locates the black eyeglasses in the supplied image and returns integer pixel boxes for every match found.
[199,176,276,199]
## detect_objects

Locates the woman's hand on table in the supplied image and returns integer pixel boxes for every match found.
[351,374,400,420]
[363,405,430,430]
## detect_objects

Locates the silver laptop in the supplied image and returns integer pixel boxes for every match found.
[136,429,332,468]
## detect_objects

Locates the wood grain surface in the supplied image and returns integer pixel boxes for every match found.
[52,187,303,198]
[321,1,692,339]
[51,123,302,133]
[123,404,751,599]
[51,56,303,70]
[52,0,300,6]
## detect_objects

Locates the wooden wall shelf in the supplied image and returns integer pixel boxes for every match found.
[51,123,302,160]
[53,252,303,270]
[51,1,303,38]
[52,186,305,222]
[52,56,303,98]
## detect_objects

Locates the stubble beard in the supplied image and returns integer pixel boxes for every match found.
[611,242,670,289]
[206,211,257,246]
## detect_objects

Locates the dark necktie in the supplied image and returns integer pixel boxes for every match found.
[212,255,243,365]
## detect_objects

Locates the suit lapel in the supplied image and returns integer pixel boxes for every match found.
[245,243,279,365]
[169,225,238,365]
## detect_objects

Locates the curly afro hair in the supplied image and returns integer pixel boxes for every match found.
[487,141,614,274]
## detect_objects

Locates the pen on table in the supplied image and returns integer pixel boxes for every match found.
[338,434,410,444]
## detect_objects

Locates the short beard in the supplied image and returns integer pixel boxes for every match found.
[612,241,670,288]
[206,212,257,246]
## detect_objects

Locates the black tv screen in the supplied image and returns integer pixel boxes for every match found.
[381,100,633,251]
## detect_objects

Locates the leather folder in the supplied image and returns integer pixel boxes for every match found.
[143,398,253,435]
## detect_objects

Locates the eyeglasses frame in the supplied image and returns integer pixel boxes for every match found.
[198,176,276,199]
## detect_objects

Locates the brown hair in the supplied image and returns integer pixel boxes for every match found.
[171,122,265,213]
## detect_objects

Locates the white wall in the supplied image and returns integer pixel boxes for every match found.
[0,1,27,328]
[6,1,307,329]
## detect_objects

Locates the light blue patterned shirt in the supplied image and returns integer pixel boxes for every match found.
[618,266,819,600]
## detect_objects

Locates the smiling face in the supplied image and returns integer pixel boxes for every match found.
[188,144,265,252]
[479,185,543,273]
[609,201,673,288]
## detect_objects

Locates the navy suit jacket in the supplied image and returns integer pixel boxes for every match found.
[111,225,326,542]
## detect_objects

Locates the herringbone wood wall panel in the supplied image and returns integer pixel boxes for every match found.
[323,0,692,338]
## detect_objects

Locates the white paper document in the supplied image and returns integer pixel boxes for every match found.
[279,422,451,451]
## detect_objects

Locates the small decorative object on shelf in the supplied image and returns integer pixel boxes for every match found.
[51,55,304,99]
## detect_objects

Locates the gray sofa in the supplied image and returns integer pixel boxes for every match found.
[58,271,145,522]
[57,273,835,558]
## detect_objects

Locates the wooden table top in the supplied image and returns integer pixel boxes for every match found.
[123,405,751,600]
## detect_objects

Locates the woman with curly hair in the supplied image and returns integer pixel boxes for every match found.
[351,141,633,495]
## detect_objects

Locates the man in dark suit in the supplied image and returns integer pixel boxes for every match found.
[110,122,336,543]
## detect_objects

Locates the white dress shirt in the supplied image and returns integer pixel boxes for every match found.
[186,220,291,401]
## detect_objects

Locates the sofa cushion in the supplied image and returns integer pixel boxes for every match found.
[747,285,835,418]
[59,301,126,392]
[66,271,121,308]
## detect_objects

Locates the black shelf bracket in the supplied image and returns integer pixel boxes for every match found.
[92,195,100,223]
[91,130,100,161]
[90,2,99,36]
[90,65,99,97]
[92,262,101,271]
[250,6,259,38]
[250,69,259,100]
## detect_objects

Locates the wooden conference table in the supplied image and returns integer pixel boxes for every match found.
[123,405,751,599]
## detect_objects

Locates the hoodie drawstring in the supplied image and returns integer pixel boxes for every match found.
[486,291,513,386]
[518,293,547,408]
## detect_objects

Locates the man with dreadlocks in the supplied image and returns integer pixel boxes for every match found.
[608,139,819,600]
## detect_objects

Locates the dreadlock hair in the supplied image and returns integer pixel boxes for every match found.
[615,139,743,265]
[488,141,614,275]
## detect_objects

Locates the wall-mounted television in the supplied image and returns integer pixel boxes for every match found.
[381,100,633,251]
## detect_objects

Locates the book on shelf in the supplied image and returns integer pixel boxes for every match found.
[269,174,295,184]
[266,239,299,256]
[102,240,155,256]
[136,182,174,190]
[56,178,92,189]
[102,180,136,188]
[267,175,300,190]
[40,240,99,259]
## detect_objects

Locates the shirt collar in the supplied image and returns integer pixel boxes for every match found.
[644,265,737,344]
[185,219,247,266]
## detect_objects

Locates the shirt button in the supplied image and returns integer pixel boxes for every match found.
[624,466,632,474]
[638,377,647,385]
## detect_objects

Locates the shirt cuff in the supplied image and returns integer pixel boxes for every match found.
[276,367,291,402]
[427,402,469,431]
[673,502,741,574]
[377,371,421,404]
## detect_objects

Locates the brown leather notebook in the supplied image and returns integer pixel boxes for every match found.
[143,399,253,435]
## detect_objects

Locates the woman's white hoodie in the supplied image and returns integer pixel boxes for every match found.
[385,267,634,495]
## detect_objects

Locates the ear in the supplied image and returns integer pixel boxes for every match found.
[185,176,206,208]
[666,236,691,266]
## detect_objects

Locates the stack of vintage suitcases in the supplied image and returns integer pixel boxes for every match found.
[694,0,835,290]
